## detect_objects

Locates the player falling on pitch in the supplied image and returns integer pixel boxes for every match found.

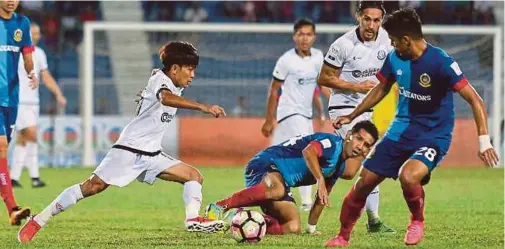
[11,23,67,189]
[207,121,379,235]
[325,8,499,247]
[0,0,37,225]
[317,0,394,233]
[261,18,327,212]
[18,41,227,243]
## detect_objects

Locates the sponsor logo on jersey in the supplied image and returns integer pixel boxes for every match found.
[13,29,22,42]
[377,50,386,60]
[399,87,431,101]
[298,77,316,85]
[397,69,403,76]
[0,45,20,52]
[161,112,174,123]
[351,68,380,78]
[327,55,336,61]
[419,73,431,88]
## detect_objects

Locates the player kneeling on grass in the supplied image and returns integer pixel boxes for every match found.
[206,121,379,235]
[18,41,227,243]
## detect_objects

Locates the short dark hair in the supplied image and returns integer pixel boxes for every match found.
[293,18,315,33]
[351,120,379,143]
[158,41,199,69]
[357,1,386,16]
[382,8,423,39]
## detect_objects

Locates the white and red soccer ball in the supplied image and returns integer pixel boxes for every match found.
[230,210,267,243]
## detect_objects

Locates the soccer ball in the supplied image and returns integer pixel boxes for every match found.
[230,210,267,243]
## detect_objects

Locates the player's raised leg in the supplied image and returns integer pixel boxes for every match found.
[206,171,287,219]
[156,161,224,233]
[18,174,109,243]
[325,168,385,247]
[398,159,430,245]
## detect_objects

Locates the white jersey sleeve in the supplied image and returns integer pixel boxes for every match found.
[38,48,48,71]
[151,69,177,100]
[272,55,289,81]
[324,38,353,68]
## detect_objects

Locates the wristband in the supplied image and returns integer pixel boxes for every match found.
[307,224,317,233]
[478,135,493,153]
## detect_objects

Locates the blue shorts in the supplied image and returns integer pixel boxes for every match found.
[0,107,18,143]
[363,137,448,179]
[244,153,295,203]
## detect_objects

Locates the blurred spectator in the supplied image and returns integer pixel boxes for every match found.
[320,2,337,23]
[243,1,257,22]
[266,1,282,22]
[223,1,242,18]
[399,0,421,9]
[281,1,294,22]
[474,1,496,24]
[232,96,248,117]
[80,4,97,23]
[184,2,208,23]
[42,11,60,52]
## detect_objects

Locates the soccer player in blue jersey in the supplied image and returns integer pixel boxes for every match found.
[325,8,499,247]
[206,121,379,235]
[0,0,38,226]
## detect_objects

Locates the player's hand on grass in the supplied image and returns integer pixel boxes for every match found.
[202,104,226,118]
[332,115,352,130]
[28,71,38,89]
[358,80,377,94]
[479,148,499,167]
[261,120,275,137]
[317,180,330,208]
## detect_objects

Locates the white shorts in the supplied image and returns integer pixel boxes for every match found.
[93,148,181,187]
[329,109,372,138]
[15,104,39,131]
[272,114,313,145]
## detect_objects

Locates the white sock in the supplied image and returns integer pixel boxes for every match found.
[10,144,27,181]
[35,184,84,226]
[299,185,313,205]
[365,185,380,223]
[26,142,39,178]
[183,181,202,220]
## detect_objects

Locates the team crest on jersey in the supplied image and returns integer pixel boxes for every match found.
[377,50,386,60]
[13,29,22,42]
[419,73,431,88]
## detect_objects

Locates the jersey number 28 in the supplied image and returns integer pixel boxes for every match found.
[414,147,437,162]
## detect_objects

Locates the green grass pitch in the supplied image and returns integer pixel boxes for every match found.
[0,167,503,249]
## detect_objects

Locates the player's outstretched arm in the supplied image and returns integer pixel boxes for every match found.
[333,79,393,129]
[302,144,329,207]
[313,89,326,124]
[22,52,38,89]
[261,79,282,137]
[159,90,226,118]
[41,70,67,106]
[458,84,499,167]
[317,64,375,94]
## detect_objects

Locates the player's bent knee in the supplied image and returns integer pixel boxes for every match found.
[399,172,419,186]
[81,175,109,197]
[189,169,204,184]
[283,222,301,234]
[340,171,356,180]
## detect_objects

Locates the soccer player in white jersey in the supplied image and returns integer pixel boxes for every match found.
[18,41,227,243]
[10,23,67,189]
[317,1,394,233]
[261,18,326,212]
